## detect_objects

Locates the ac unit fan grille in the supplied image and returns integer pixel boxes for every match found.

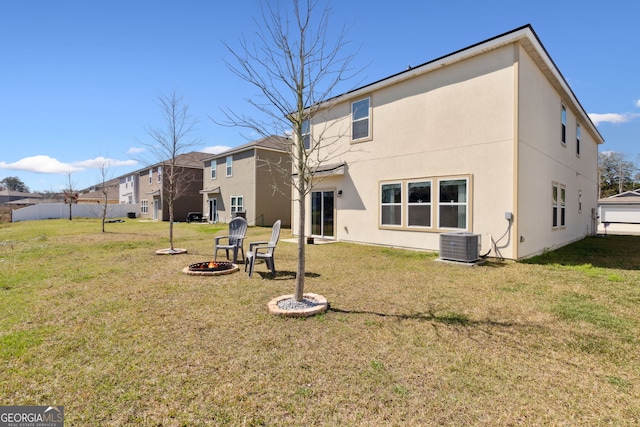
[439,232,481,263]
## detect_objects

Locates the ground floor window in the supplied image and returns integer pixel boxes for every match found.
[552,183,566,228]
[141,199,149,214]
[380,176,469,230]
[231,195,244,213]
[381,183,402,226]
[439,179,467,229]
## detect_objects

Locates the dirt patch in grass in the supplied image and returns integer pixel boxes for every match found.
[1,219,640,425]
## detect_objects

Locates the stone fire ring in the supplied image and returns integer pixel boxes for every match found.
[267,293,328,318]
[182,264,239,276]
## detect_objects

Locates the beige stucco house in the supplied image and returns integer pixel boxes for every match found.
[201,136,291,226]
[138,152,209,221]
[293,25,603,260]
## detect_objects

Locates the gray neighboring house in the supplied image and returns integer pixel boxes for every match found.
[137,151,210,221]
[0,189,43,205]
[201,135,291,227]
[598,190,640,235]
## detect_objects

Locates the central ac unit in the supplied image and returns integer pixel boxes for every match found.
[439,232,481,263]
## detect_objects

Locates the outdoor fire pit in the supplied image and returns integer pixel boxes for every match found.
[182,261,239,276]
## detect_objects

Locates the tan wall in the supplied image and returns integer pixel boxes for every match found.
[295,45,518,256]
[255,150,292,227]
[138,168,162,220]
[203,149,292,226]
[516,45,599,258]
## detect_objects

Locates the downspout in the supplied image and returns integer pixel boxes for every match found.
[512,43,520,260]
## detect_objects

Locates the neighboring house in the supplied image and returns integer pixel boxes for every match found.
[119,173,139,205]
[78,178,120,204]
[598,190,640,235]
[138,152,210,221]
[293,25,603,260]
[0,189,43,205]
[201,135,291,226]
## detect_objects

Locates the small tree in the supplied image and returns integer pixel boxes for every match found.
[96,157,112,233]
[140,91,201,251]
[63,171,78,221]
[223,0,359,301]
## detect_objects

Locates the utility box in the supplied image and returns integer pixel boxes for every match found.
[439,232,481,263]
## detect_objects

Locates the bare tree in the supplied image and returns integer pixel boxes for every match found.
[140,91,201,251]
[223,0,359,301]
[63,171,78,221]
[96,157,112,233]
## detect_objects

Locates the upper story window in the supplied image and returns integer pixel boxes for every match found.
[148,169,153,185]
[302,119,311,150]
[211,161,217,180]
[226,156,233,177]
[351,97,370,141]
[576,124,581,156]
[157,166,162,183]
[561,104,567,145]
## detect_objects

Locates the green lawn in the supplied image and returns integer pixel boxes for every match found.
[1,218,639,425]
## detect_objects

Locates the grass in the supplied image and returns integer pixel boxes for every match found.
[1,219,640,425]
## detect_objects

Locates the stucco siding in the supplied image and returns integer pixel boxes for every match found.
[295,46,517,255]
[516,45,599,258]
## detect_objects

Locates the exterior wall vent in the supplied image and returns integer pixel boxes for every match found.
[439,232,481,263]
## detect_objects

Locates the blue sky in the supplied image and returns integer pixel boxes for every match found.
[1,0,639,192]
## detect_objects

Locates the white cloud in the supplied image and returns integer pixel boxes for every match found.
[72,157,138,169]
[635,99,640,108]
[0,155,138,174]
[127,147,145,154]
[202,145,232,154]
[589,112,640,126]
[0,155,82,174]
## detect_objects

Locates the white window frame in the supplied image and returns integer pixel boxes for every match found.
[211,161,217,180]
[148,169,153,185]
[226,156,233,177]
[351,97,371,141]
[157,166,162,183]
[552,182,566,229]
[302,119,311,150]
[437,178,468,230]
[379,176,470,231]
[576,124,581,156]
[230,195,244,213]
[141,199,149,214]
[561,104,567,145]
[380,182,402,227]
[407,180,432,228]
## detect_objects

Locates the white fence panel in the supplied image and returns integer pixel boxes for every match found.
[12,204,139,222]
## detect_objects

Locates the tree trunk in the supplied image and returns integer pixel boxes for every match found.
[294,192,306,301]
[169,202,174,251]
